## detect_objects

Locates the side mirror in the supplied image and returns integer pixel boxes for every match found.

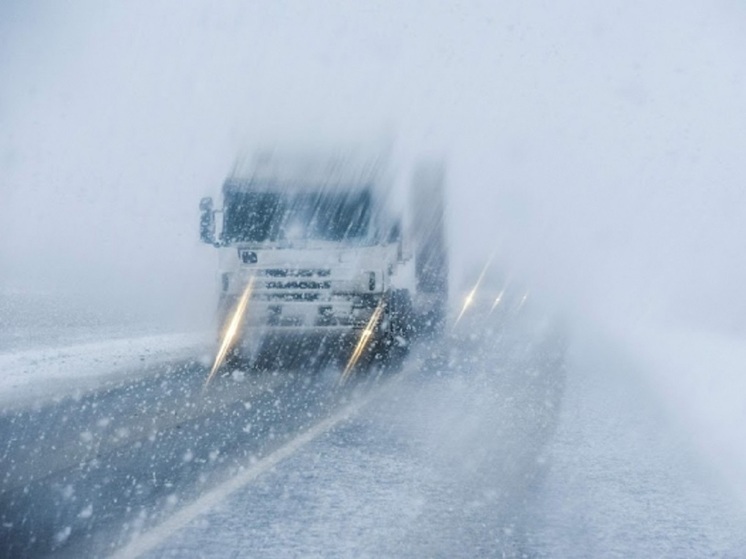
[199,197,216,244]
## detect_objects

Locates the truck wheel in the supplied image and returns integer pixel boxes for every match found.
[377,289,413,370]
[387,288,413,344]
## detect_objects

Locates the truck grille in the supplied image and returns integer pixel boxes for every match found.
[254,269,333,302]
[237,268,375,329]
[265,281,331,290]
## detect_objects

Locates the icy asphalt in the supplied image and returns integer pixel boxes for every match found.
[135,311,746,558]
[2,304,746,557]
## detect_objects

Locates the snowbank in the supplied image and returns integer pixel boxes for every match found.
[0,332,213,410]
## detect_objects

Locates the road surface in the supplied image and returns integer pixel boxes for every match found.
[2,305,745,558]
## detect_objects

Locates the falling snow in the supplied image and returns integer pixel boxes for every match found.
[2,1,746,558]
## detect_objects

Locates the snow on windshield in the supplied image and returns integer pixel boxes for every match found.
[222,189,373,243]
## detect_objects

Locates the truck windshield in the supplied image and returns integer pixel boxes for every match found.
[222,189,372,243]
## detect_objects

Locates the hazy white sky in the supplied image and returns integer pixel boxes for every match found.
[2,0,745,331]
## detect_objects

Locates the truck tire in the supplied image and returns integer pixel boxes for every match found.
[352,289,412,375]
[382,288,413,366]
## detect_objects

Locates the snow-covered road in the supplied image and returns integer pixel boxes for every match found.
[533,330,746,557]
[2,305,746,557]
[128,314,746,558]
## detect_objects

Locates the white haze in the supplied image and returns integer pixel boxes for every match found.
[2,0,746,502]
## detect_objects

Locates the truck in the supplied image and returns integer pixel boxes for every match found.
[199,149,448,375]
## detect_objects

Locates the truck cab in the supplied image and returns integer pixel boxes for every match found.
[200,150,446,372]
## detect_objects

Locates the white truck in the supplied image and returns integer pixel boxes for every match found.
[199,150,448,372]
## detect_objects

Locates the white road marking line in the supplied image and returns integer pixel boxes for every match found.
[109,365,414,559]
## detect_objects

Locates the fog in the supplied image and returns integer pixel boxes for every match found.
[3,1,745,330]
[2,0,746,522]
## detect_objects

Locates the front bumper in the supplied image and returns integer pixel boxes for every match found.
[218,295,382,335]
